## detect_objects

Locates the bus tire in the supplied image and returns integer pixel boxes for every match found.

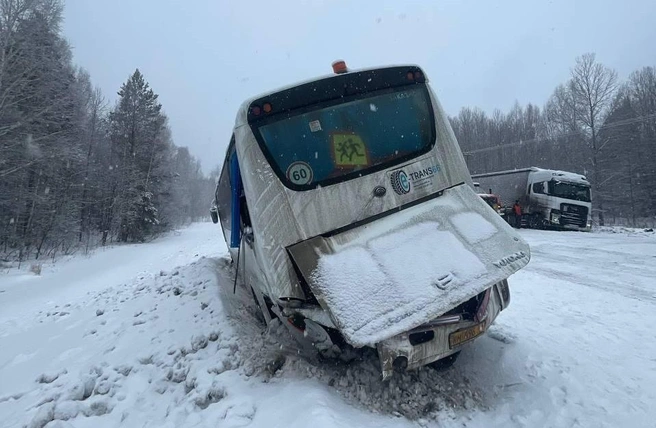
[251,287,276,324]
[428,351,460,371]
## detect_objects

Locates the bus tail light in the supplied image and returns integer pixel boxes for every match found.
[263,103,272,113]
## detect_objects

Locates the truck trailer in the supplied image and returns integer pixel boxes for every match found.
[472,167,592,231]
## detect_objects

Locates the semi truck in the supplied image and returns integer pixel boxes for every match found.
[472,167,592,231]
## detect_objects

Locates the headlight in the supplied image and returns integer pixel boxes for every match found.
[550,210,561,224]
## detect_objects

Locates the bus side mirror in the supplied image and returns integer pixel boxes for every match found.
[210,207,219,224]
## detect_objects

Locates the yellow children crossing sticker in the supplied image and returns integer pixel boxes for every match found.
[331,133,369,167]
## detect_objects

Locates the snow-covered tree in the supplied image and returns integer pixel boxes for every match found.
[0,3,218,261]
[453,54,654,227]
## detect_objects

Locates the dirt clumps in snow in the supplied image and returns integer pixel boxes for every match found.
[222,290,485,421]
[191,334,209,351]
[65,375,95,401]
[194,385,226,409]
[114,365,132,376]
[36,370,67,384]
[28,402,55,428]
[166,366,189,383]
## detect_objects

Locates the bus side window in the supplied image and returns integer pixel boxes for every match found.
[216,135,250,248]
[216,152,232,243]
[226,138,253,247]
[228,150,251,228]
[240,192,251,227]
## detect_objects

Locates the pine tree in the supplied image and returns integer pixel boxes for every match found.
[0,2,219,262]
[108,69,169,242]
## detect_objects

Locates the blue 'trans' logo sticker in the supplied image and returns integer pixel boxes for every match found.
[390,170,410,195]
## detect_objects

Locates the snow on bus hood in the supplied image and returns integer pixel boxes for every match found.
[287,184,530,347]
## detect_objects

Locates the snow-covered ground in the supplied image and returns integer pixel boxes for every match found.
[1,223,655,428]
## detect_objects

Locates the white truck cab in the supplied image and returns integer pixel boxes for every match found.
[473,167,592,231]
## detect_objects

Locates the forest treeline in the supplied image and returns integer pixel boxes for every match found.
[0,0,217,263]
[3,1,654,268]
[450,53,656,227]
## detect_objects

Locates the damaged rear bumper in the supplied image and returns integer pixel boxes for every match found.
[377,280,510,379]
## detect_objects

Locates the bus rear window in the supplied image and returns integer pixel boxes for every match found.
[254,85,434,190]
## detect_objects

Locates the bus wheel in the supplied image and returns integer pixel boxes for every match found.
[428,351,460,371]
[250,287,276,324]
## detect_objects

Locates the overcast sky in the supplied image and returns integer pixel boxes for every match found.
[62,0,656,173]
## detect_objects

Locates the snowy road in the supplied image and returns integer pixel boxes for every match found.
[1,223,655,428]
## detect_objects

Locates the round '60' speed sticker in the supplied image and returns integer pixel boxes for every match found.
[286,161,313,185]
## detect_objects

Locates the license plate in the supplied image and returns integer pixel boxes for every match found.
[449,322,486,348]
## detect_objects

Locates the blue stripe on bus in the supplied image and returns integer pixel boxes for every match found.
[230,152,242,248]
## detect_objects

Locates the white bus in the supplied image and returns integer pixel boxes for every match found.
[210,61,530,379]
